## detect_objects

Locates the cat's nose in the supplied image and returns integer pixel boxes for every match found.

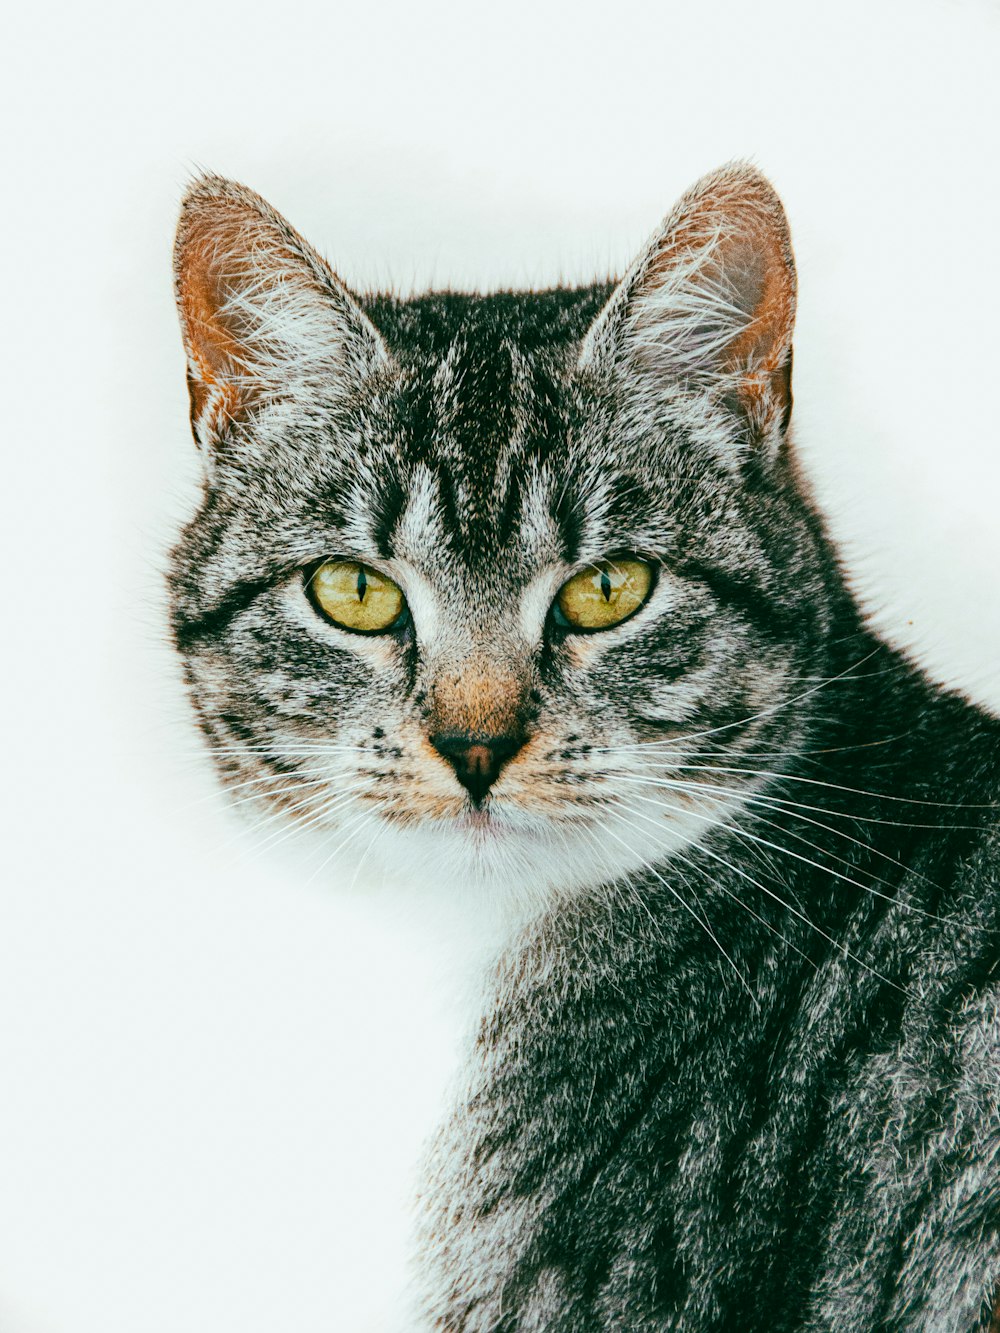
[429,731,528,804]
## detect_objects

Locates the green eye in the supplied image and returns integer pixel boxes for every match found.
[307,560,407,634]
[554,557,654,632]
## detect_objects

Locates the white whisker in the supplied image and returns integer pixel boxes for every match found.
[606,796,902,993]
[633,762,999,815]
[589,648,885,753]
[591,814,759,1008]
[614,774,953,915]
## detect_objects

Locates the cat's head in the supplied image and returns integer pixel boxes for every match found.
[170,165,836,921]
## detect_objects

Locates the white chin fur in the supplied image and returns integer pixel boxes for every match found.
[353,790,738,936]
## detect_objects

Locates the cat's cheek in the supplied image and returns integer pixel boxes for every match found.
[559,628,649,676]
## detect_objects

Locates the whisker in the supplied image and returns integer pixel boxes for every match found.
[170,744,373,760]
[605,812,819,976]
[590,647,885,753]
[591,814,759,1008]
[215,779,372,865]
[217,775,339,822]
[346,820,385,893]
[624,783,952,932]
[616,773,952,906]
[633,763,1000,815]
[607,796,903,993]
[169,769,335,817]
[303,808,379,889]
[231,788,371,870]
[604,731,917,766]
[236,778,378,863]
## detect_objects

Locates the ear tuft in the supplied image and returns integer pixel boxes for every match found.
[582,163,797,439]
[174,174,388,451]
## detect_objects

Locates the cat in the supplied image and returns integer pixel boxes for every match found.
[169,164,1000,1331]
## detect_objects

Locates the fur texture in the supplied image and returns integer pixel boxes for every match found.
[169,165,1000,1331]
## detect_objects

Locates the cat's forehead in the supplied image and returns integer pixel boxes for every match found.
[421,334,556,512]
[367,373,656,591]
[237,287,698,597]
[377,291,589,478]
[346,289,674,577]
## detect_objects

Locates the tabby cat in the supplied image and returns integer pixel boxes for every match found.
[170,164,1000,1331]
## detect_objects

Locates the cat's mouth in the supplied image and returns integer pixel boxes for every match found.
[438,793,584,844]
[451,803,521,840]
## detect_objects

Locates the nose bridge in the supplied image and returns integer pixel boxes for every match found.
[429,652,528,739]
[425,643,535,804]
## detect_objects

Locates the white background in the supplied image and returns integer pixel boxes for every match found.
[2,1,999,1329]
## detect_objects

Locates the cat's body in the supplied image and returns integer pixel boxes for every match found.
[169,166,1000,1330]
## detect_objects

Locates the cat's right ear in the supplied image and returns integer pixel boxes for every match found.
[579,163,797,449]
[174,175,390,453]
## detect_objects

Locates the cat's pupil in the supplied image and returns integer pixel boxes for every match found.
[357,568,367,602]
[600,572,612,602]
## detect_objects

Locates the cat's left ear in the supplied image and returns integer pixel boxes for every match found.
[174,174,391,453]
[580,163,796,445]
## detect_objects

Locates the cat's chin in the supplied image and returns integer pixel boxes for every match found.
[345,790,727,932]
[352,807,579,928]
[449,804,535,841]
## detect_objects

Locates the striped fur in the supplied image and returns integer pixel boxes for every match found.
[169,164,1000,1331]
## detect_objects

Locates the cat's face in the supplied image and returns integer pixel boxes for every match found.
[171,166,835,920]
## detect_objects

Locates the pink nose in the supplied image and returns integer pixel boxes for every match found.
[429,732,528,804]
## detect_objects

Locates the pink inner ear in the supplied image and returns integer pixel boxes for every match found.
[178,213,254,405]
[176,212,259,440]
[718,220,795,373]
[638,169,796,426]
[719,215,795,427]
